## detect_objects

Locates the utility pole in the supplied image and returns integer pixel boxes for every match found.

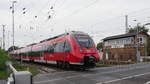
[133,19,141,62]
[0,37,2,49]
[8,31,10,49]
[2,25,6,50]
[10,1,17,50]
[143,23,150,57]
[136,23,140,62]
[125,15,129,33]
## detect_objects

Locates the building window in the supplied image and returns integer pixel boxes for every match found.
[104,42,108,46]
[137,37,144,44]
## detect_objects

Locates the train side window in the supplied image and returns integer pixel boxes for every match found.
[44,45,48,52]
[54,43,59,53]
[64,41,71,52]
[47,44,54,53]
[54,42,64,53]
[60,42,65,52]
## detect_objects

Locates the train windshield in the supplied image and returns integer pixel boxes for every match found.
[74,35,94,48]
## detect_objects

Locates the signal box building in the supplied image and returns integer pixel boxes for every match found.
[103,32,149,61]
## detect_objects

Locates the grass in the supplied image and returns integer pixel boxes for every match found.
[0,49,39,79]
[0,49,11,79]
[28,65,39,75]
[0,70,10,79]
[96,63,113,67]
[13,62,39,76]
[0,62,39,79]
[96,60,136,67]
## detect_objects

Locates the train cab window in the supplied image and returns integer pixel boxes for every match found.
[74,35,94,48]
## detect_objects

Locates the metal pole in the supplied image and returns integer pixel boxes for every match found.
[8,31,10,49]
[136,23,140,62]
[145,37,147,57]
[12,1,16,50]
[143,23,150,57]
[2,25,6,50]
[125,15,128,33]
[0,37,2,49]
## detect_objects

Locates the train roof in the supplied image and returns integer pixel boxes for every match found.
[11,31,89,53]
[27,43,37,46]
[39,31,88,43]
[39,34,66,43]
[70,31,88,35]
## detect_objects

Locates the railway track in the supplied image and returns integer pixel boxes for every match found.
[20,61,64,74]
[18,60,87,74]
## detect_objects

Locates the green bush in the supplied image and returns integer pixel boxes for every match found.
[13,63,39,76]
[0,49,11,79]
[0,50,11,70]
[148,48,150,56]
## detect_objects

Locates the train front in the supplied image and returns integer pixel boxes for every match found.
[71,31,100,69]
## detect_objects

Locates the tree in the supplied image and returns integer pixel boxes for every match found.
[128,25,150,56]
[7,46,19,52]
[97,42,103,50]
[0,49,12,79]
[128,25,149,33]
[147,37,150,56]
[0,49,10,70]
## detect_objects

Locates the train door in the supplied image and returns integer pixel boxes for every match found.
[41,45,45,63]
[64,41,71,62]
[53,42,65,61]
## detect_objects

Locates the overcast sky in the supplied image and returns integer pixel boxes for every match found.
[0,0,150,49]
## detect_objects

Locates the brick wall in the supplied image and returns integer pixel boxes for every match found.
[103,33,148,61]
[103,47,146,61]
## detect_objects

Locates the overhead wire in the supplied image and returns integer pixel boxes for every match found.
[46,4,150,40]
[44,0,100,28]
[82,8,150,39]
[18,0,61,42]
[18,0,53,31]
[45,1,150,31]
[17,0,150,42]
[83,7,150,29]
[10,0,124,36]
[33,0,59,33]
[14,0,57,46]
[16,0,150,32]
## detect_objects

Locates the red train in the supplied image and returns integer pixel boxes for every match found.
[10,31,100,69]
